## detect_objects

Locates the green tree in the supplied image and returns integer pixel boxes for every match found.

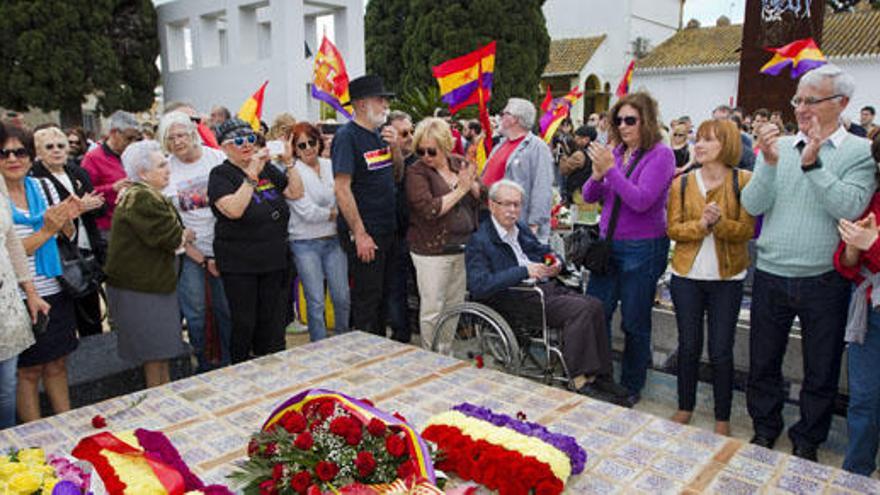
[365,0,411,94]
[398,0,550,114]
[0,0,160,127]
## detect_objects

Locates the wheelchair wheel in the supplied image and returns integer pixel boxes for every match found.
[430,302,520,375]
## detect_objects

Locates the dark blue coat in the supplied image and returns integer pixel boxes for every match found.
[465,216,552,300]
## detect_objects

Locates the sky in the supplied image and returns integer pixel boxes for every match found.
[683,0,747,25]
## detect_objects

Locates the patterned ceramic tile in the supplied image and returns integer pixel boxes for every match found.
[782,456,835,482]
[707,472,762,495]
[831,470,880,494]
[723,455,777,485]
[775,473,825,495]
[736,443,784,466]
[612,442,658,467]
[631,471,681,494]
[590,457,641,484]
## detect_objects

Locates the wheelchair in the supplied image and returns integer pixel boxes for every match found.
[429,282,577,391]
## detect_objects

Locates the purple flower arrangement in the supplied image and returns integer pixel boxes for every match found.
[451,402,587,474]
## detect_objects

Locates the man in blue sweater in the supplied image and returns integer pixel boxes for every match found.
[741,64,876,460]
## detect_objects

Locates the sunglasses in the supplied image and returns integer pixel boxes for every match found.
[67,139,81,145]
[416,147,438,157]
[189,116,202,124]
[673,133,687,138]
[296,139,318,151]
[225,134,257,147]
[613,116,639,127]
[492,199,522,209]
[399,130,411,138]
[0,148,29,159]
[45,143,67,151]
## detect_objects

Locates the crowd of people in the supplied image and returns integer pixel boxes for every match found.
[1,63,880,475]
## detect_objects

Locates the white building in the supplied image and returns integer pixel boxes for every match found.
[634,8,880,125]
[156,0,364,122]
[541,0,684,122]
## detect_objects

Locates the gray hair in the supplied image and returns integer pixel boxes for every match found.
[799,64,855,99]
[388,110,412,124]
[109,110,139,132]
[164,101,196,115]
[122,140,163,180]
[158,111,199,155]
[488,179,525,201]
[503,98,536,130]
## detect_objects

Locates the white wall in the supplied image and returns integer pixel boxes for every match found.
[838,58,880,125]
[634,66,741,124]
[157,0,364,122]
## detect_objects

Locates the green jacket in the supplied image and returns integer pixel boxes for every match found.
[104,182,183,293]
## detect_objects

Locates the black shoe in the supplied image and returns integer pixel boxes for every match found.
[792,443,818,462]
[577,384,633,408]
[592,376,630,398]
[750,435,776,449]
[627,392,641,407]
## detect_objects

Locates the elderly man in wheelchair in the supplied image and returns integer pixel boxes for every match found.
[449,179,629,405]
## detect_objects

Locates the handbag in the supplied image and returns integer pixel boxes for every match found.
[569,152,643,275]
[37,179,106,298]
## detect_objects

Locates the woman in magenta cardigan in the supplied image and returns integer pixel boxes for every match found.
[582,92,676,405]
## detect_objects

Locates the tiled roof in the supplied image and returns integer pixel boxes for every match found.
[636,9,880,70]
[543,35,607,76]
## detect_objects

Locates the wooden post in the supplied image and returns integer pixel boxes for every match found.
[736,0,826,120]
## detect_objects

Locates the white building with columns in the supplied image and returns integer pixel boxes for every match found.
[155,0,364,122]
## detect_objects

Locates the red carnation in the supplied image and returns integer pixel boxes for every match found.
[354,451,377,477]
[259,479,277,495]
[290,471,311,494]
[345,428,362,446]
[385,434,406,457]
[315,461,339,482]
[329,417,353,437]
[247,439,260,457]
[264,442,277,456]
[318,401,335,418]
[294,431,314,450]
[474,355,484,369]
[282,411,308,433]
[91,415,107,429]
[367,418,386,437]
[272,463,284,481]
[535,478,564,495]
[396,459,417,480]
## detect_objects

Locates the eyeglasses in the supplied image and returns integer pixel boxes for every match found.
[492,199,522,209]
[67,138,80,145]
[399,130,411,138]
[416,147,438,157]
[0,148,29,159]
[45,143,67,151]
[121,131,143,144]
[224,134,257,147]
[673,133,687,138]
[296,139,318,150]
[613,116,639,127]
[189,116,202,124]
[166,132,191,142]
[790,94,844,108]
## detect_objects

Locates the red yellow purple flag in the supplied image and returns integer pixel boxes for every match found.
[615,60,635,98]
[432,41,496,115]
[237,80,268,132]
[760,37,827,79]
[539,87,583,144]
[311,35,353,119]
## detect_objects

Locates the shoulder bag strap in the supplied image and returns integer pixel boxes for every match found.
[679,174,688,223]
[604,151,644,241]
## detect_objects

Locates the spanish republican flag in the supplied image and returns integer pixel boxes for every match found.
[759,37,827,79]
[539,86,583,144]
[237,80,268,132]
[311,35,352,119]
[616,60,635,98]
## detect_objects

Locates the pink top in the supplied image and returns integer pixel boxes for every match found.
[81,143,126,231]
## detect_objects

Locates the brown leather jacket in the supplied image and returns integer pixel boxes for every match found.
[405,155,481,255]
[666,168,755,279]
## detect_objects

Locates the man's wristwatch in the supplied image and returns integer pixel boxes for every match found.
[245,177,259,187]
[802,157,822,172]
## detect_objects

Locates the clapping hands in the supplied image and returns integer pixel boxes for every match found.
[755,123,781,166]
[587,142,615,179]
[699,202,721,230]
[839,213,879,252]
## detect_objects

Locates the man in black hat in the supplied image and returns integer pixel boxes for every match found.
[332,74,405,338]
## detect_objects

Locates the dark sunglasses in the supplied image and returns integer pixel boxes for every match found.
[226,134,257,147]
[296,139,318,150]
[45,143,67,151]
[399,130,411,138]
[0,148,29,159]
[416,147,438,157]
[613,116,639,127]
[189,116,202,124]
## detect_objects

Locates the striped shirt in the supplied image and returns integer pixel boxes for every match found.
[12,179,62,297]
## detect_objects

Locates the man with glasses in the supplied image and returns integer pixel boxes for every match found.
[465,179,629,405]
[81,110,142,243]
[481,98,554,243]
[332,75,405,339]
[742,64,876,460]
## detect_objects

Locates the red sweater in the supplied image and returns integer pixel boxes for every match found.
[834,192,880,300]
[81,143,126,231]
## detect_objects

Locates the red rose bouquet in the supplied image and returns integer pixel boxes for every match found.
[230,389,437,495]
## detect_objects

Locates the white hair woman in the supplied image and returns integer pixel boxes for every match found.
[104,140,191,387]
[158,111,232,372]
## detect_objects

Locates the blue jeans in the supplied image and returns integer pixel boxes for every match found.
[179,256,232,372]
[291,237,351,341]
[0,356,16,429]
[587,237,669,394]
[843,309,880,475]
[386,236,413,343]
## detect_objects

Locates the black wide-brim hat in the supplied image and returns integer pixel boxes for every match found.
[342,75,395,105]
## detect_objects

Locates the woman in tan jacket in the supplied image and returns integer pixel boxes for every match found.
[666,119,755,436]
